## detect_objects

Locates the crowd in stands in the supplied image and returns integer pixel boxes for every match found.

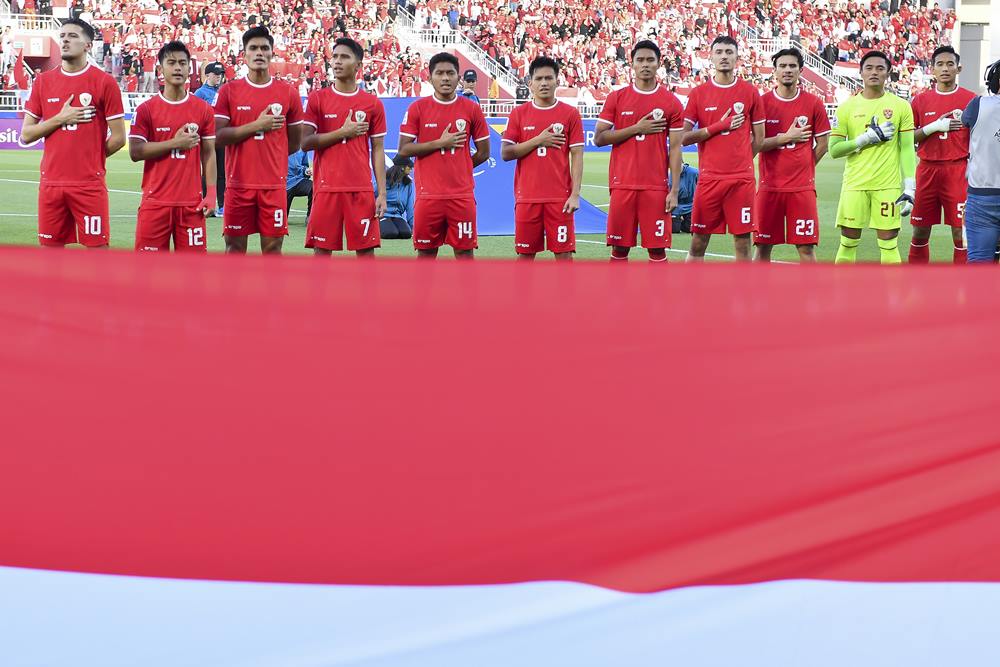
[1,0,958,102]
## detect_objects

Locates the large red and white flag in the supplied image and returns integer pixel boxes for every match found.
[2,247,999,665]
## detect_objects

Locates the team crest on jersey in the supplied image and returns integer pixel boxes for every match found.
[79,92,92,106]
[456,119,467,132]
[186,123,199,134]
[951,109,963,119]
[270,103,283,115]
[552,122,564,134]
[651,108,664,120]
[883,108,893,119]
[355,110,367,123]
[733,102,745,114]
[795,115,808,127]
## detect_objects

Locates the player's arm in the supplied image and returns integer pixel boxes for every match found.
[215,112,283,146]
[681,110,742,146]
[198,138,217,215]
[286,121,302,155]
[894,126,917,215]
[593,113,665,147]
[501,129,560,160]
[563,145,584,213]
[751,120,765,156]
[129,125,199,161]
[397,123,466,158]
[760,120,813,152]
[105,118,126,156]
[301,117,368,150]
[371,134,387,218]
[914,113,962,142]
[813,133,829,164]
[19,94,96,144]
[471,135,490,167]
[666,127,683,212]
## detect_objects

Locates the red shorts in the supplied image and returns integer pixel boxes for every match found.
[606,189,671,248]
[514,202,575,254]
[691,178,755,235]
[38,185,109,247]
[223,188,287,237]
[912,161,967,227]
[753,189,820,246]
[135,204,208,252]
[413,197,477,250]
[306,191,380,251]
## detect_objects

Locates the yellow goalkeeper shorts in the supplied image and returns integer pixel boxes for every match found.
[836,189,903,230]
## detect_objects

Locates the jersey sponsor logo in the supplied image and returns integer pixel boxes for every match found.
[324,114,338,118]
[47,97,60,103]
[156,127,171,132]
[236,105,251,111]
[524,125,536,131]
[424,123,438,128]
[705,106,718,111]
[925,111,937,116]
[883,109,894,119]
[621,111,634,116]
[766,119,780,124]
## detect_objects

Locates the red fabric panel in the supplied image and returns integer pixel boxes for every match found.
[2,247,1000,592]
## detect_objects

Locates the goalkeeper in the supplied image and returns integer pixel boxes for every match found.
[829,51,916,264]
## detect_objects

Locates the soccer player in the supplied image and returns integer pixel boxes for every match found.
[908,46,976,264]
[593,40,684,263]
[683,35,765,262]
[20,19,125,248]
[301,37,387,257]
[501,56,585,260]
[754,48,830,263]
[829,50,916,264]
[397,52,490,259]
[128,41,216,252]
[214,26,303,255]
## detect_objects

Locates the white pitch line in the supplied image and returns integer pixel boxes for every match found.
[1,213,137,218]
[575,238,795,264]
[0,178,142,196]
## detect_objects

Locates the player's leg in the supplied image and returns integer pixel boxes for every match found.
[543,202,575,261]
[257,189,288,255]
[606,190,639,261]
[872,189,902,264]
[908,163,937,263]
[344,191,380,258]
[134,204,173,252]
[37,186,74,248]
[215,146,226,216]
[964,194,1000,264]
[413,198,447,259]
[514,203,544,261]
[67,187,111,249]
[724,180,755,262]
[174,207,209,252]
[942,163,969,263]
[835,190,868,264]
[951,221,967,264]
[688,180,726,261]
[222,187,253,254]
[752,190,784,263]
[636,190,670,263]
[445,197,478,259]
[784,190,819,264]
[305,192,341,256]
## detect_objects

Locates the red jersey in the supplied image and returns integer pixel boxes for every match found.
[683,77,765,181]
[129,93,216,206]
[911,85,977,163]
[758,88,831,192]
[596,84,685,191]
[398,94,489,200]
[213,77,304,190]
[502,100,584,203]
[303,86,387,193]
[24,63,125,187]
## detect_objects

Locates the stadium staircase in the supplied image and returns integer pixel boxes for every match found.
[393,9,519,98]
[732,17,859,95]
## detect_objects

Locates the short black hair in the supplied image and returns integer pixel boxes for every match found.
[771,48,803,68]
[631,40,661,61]
[859,50,891,70]
[333,37,364,61]
[710,35,739,51]
[157,40,191,65]
[62,18,95,42]
[931,45,959,65]
[428,52,459,74]
[529,56,559,78]
[242,26,274,49]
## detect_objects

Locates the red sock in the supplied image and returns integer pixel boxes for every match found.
[908,240,930,264]
[954,245,967,264]
[647,248,667,263]
[610,249,629,263]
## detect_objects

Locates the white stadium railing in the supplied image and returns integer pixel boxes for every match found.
[0,13,62,32]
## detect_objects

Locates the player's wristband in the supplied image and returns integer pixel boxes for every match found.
[706,118,731,136]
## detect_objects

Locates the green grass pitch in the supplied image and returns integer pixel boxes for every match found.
[0,149,961,262]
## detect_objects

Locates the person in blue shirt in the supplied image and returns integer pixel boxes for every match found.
[287,150,313,225]
[195,62,226,217]
[461,69,480,104]
[668,162,698,233]
[376,155,416,239]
